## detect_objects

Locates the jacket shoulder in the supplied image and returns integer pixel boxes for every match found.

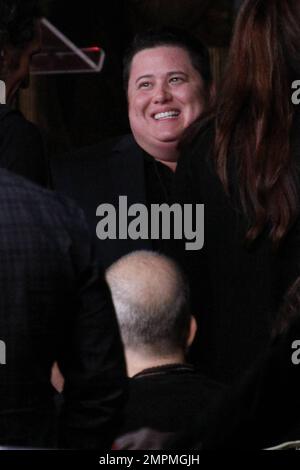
[0,168,83,222]
[63,134,135,162]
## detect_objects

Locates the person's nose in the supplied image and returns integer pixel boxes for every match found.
[152,82,172,104]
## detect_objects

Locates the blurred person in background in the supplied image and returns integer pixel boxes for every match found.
[0,0,49,186]
[173,0,300,384]
[0,167,126,449]
[202,276,300,450]
[51,28,213,268]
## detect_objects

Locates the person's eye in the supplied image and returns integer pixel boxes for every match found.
[138,81,152,89]
[169,76,184,84]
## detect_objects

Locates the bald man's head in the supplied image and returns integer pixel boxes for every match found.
[106,251,191,357]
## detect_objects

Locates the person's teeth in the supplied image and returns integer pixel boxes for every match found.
[154,111,179,120]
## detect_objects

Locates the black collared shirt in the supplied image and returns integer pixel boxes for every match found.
[117,362,223,436]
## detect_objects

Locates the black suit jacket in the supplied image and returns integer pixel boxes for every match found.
[0,104,49,187]
[50,135,173,269]
[117,364,223,439]
[0,169,126,449]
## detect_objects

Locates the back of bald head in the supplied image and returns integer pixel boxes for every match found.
[106,250,191,356]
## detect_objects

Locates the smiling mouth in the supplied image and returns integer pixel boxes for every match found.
[153,110,180,120]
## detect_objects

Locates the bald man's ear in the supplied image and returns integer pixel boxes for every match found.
[187,315,197,348]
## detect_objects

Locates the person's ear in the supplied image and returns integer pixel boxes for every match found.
[187,315,197,347]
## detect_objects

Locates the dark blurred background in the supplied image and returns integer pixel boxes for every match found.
[19,0,243,157]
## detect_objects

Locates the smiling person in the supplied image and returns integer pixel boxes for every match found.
[125,33,211,172]
[0,0,49,187]
[51,28,212,268]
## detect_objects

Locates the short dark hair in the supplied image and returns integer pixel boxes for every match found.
[0,0,41,51]
[123,27,212,91]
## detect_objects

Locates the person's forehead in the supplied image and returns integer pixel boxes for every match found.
[129,45,196,78]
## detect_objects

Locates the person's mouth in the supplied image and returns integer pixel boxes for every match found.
[153,109,180,120]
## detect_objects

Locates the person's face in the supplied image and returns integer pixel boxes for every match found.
[127,46,206,161]
[4,20,41,104]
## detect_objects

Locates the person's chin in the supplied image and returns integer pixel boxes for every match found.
[154,131,181,144]
[152,140,179,156]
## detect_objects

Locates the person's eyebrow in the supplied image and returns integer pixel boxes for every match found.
[135,71,188,85]
[135,74,154,85]
[166,71,188,77]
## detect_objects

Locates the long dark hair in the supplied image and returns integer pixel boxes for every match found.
[272,276,300,338]
[208,0,300,244]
